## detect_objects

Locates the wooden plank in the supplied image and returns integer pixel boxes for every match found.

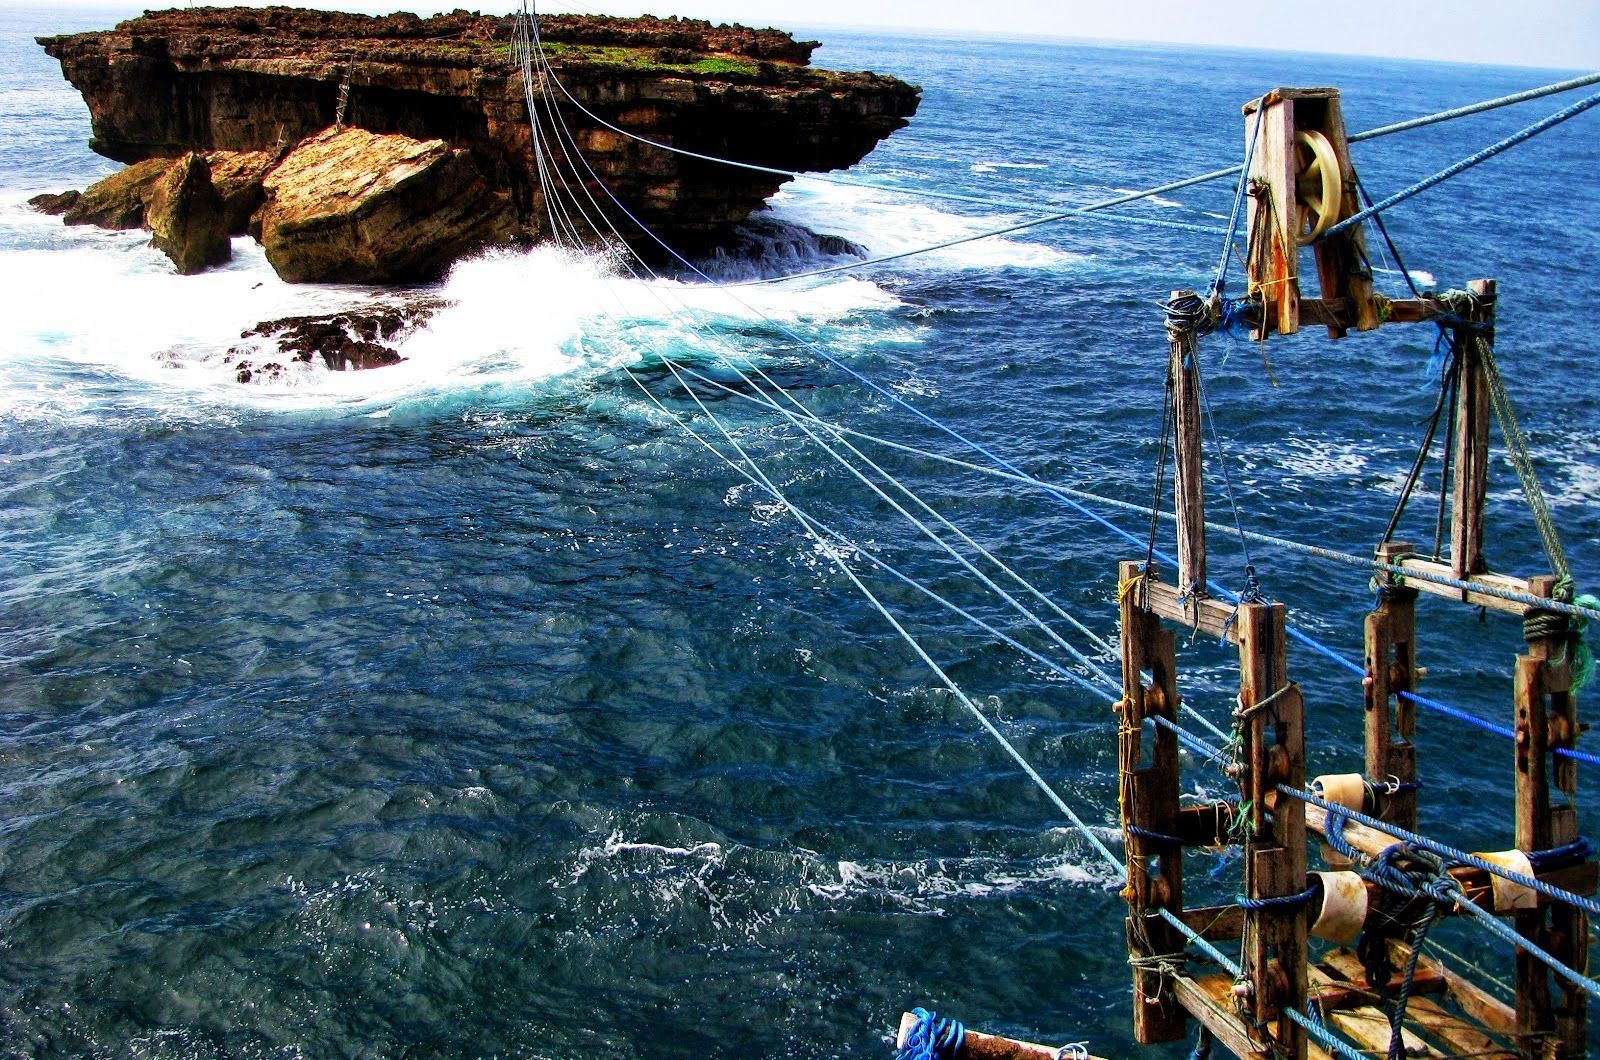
[1142,574,1240,643]
[1319,948,1445,1001]
[1405,996,1519,1058]
[1392,556,1535,616]
[1172,903,1244,942]
[1450,278,1494,579]
[1243,91,1299,337]
[893,1013,1111,1060]
[1174,975,1271,1059]
[1306,963,1445,1058]
[1117,560,1187,1045]
[1326,1003,1444,1057]
[1168,295,1208,603]
[1390,942,1519,1039]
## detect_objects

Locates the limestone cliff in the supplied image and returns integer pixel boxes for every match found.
[38,7,921,259]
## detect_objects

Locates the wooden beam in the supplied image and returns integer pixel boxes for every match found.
[1168,293,1208,602]
[1450,278,1495,579]
[1237,601,1307,1060]
[1140,572,1240,644]
[1117,560,1187,1045]
[894,1013,1110,1060]
[1170,904,1245,942]
[1514,573,1588,1057]
[1173,975,1271,1059]
[1391,556,1536,616]
[1304,802,1594,911]
[1243,90,1301,337]
[1366,541,1419,833]
[1304,90,1379,336]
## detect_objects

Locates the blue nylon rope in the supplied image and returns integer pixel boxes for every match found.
[1324,86,1600,240]
[896,1008,966,1060]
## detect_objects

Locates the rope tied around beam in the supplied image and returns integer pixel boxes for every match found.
[896,1008,966,1060]
[1236,884,1318,910]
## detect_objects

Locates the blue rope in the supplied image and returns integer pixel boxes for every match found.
[1323,86,1600,240]
[1528,836,1595,870]
[1211,101,1265,297]
[1151,715,1232,767]
[1156,907,1242,976]
[1127,825,1187,846]
[896,1008,966,1060]
[1236,885,1318,911]
[1284,1007,1367,1060]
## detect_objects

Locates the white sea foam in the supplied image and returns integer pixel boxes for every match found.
[1113,188,1184,210]
[0,206,908,418]
[761,175,1082,272]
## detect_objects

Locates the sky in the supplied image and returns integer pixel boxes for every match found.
[17,0,1600,70]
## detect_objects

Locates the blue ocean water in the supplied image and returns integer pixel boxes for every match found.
[1,5,1599,1056]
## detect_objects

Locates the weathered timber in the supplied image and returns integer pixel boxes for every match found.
[1366,540,1419,832]
[1167,292,1208,603]
[1237,601,1307,1060]
[1450,279,1496,579]
[892,1013,1109,1060]
[1117,561,1188,1044]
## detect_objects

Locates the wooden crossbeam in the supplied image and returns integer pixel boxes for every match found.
[1391,556,1537,616]
[1138,572,1240,643]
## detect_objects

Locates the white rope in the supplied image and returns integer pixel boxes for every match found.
[519,13,1122,687]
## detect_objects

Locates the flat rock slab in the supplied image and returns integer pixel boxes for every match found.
[259,126,516,284]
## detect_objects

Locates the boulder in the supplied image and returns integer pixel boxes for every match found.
[28,190,80,215]
[145,152,232,274]
[257,126,516,284]
[62,157,174,228]
[229,297,444,380]
[205,149,280,235]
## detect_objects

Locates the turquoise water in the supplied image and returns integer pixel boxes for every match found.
[1,6,1598,1056]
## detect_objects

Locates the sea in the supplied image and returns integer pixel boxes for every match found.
[1,5,1598,1057]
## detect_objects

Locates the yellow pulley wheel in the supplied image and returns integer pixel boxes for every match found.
[1294,129,1343,244]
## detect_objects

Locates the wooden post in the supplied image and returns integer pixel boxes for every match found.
[1451,278,1495,580]
[1242,92,1300,338]
[1118,561,1187,1045]
[1515,574,1585,1057]
[1167,293,1208,606]
[1365,540,1420,831]
[1236,601,1307,1059]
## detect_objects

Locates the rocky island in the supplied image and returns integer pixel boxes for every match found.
[34,6,921,285]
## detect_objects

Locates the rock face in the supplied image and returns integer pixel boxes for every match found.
[207,149,281,235]
[61,157,173,228]
[28,190,80,215]
[144,152,232,274]
[38,7,920,271]
[259,126,516,284]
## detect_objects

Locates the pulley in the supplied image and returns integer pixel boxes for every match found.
[1294,129,1343,245]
